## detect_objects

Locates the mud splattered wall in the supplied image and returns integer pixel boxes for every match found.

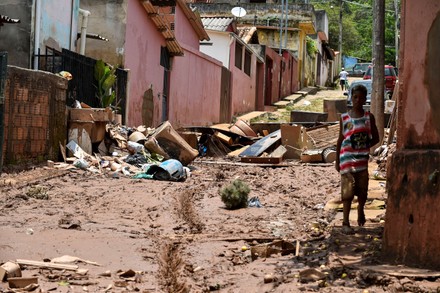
[383,0,440,270]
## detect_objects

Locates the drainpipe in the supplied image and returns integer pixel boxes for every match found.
[33,0,42,69]
[78,8,91,55]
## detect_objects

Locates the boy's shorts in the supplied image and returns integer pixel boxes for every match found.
[341,170,369,201]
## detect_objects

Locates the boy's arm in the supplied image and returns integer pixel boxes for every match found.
[369,113,380,147]
[335,117,344,172]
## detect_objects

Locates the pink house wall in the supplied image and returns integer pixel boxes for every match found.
[124,0,166,127]
[265,48,283,105]
[173,4,200,50]
[168,44,223,128]
[382,0,440,269]
[229,39,258,116]
[281,51,299,96]
[396,1,440,147]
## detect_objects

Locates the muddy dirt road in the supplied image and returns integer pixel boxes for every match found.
[1,154,436,293]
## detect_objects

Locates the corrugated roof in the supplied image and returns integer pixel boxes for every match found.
[201,17,234,32]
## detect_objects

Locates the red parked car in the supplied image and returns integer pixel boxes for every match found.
[363,65,397,93]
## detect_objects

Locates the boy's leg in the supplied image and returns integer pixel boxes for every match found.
[341,173,355,227]
[354,170,369,226]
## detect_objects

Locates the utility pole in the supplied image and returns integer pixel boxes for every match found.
[338,0,343,70]
[371,0,385,146]
[279,0,284,55]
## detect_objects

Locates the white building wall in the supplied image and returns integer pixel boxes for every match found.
[199,30,231,68]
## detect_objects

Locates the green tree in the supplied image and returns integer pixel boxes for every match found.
[311,0,399,66]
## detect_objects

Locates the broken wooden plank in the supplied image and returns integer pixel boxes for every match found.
[240,156,283,164]
[16,259,78,270]
[8,277,38,289]
[215,131,233,145]
[239,129,281,157]
[227,145,249,157]
[300,149,323,163]
[195,159,292,168]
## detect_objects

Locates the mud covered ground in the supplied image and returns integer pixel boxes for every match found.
[1,155,440,293]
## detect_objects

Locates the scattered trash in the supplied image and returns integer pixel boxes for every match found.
[134,159,187,181]
[51,255,101,266]
[126,141,145,154]
[26,228,34,235]
[250,240,296,261]
[372,170,386,180]
[264,274,276,283]
[299,268,326,283]
[8,277,38,289]
[313,203,325,210]
[248,196,262,208]
[0,261,22,281]
[73,158,89,170]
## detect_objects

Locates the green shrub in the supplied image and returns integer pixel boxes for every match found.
[220,179,250,210]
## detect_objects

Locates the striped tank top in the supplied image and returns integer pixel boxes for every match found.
[339,111,372,174]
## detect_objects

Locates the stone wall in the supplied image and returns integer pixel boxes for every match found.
[2,66,67,166]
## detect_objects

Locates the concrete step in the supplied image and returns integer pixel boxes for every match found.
[283,93,304,103]
[273,100,292,108]
[299,86,319,95]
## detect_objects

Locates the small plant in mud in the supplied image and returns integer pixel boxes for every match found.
[26,185,49,200]
[219,179,250,210]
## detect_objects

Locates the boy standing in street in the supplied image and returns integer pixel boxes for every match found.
[339,68,349,91]
[335,84,379,233]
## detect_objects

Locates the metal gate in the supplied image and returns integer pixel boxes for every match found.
[0,52,7,173]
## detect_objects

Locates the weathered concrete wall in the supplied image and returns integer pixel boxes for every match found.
[0,0,79,69]
[79,0,128,66]
[40,0,79,52]
[383,0,440,269]
[0,0,33,68]
[2,66,67,166]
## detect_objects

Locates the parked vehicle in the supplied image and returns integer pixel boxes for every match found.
[349,63,372,77]
[344,79,391,108]
[363,65,397,93]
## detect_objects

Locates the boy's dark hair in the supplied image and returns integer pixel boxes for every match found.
[351,84,368,97]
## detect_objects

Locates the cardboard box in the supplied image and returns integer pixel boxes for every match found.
[149,121,198,165]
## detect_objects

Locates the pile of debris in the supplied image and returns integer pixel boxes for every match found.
[63,120,197,181]
[63,110,342,179]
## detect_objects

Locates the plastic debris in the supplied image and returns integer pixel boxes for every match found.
[248,196,262,208]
